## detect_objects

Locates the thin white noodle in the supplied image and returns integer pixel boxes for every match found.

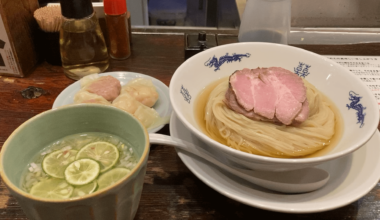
[204,79,336,158]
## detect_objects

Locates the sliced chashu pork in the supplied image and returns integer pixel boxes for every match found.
[225,67,309,125]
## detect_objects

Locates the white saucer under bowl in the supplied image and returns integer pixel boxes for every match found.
[169,113,380,213]
[53,71,172,133]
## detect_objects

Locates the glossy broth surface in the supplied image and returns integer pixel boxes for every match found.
[20,132,138,198]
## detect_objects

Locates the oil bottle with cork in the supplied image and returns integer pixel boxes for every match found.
[59,0,109,80]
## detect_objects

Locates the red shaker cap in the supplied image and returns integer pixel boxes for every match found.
[104,0,127,15]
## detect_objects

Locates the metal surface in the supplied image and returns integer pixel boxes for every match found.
[133,26,380,45]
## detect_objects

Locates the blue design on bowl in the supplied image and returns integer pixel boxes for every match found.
[294,62,311,78]
[347,91,366,128]
[205,53,251,71]
[180,85,191,104]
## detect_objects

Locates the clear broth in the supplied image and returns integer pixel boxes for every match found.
[20,132,138,197]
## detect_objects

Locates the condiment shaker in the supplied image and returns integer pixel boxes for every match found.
[238,0,291,44]
[59,0,109,80]
[104,0,131,60]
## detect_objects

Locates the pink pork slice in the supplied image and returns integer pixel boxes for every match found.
[228,68,256,111]
[228,67,308,125]
[268,67,307,103]
[251,70,277,119]
[294,99,309,123]
[224,87,266,121]
[86,75,121,102]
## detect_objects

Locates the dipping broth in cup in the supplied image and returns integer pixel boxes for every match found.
[0,104,149,220]
[21,132,138,199]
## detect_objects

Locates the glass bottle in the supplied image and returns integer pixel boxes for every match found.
[104,0,131,60]
[59,0,109,80]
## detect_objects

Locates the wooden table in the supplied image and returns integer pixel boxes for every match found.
[1,33,380,220]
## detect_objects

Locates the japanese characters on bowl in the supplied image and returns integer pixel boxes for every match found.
[170,42,379,172]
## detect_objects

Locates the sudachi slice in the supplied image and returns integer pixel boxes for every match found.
[30,179,73,199]
[42,149,78,179]
[64,158,100,186]
[71,181,98,197]
[76,141,119,173]
[97,168,130,190]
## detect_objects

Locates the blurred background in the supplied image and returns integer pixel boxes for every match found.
[39,0,380,29]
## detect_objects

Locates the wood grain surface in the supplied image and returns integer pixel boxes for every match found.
[0,0,42,77]
[0,33,380,220]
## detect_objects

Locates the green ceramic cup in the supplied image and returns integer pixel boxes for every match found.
[0,104,150,220]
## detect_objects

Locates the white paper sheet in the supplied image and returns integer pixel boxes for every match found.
[326,56,380,110]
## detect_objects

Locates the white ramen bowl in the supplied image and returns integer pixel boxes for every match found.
[170,42,379,172]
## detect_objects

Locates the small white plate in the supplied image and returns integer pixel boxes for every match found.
[53,71,172,133]
[170,113,380,213]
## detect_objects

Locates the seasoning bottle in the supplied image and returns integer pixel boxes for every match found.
[59,0,109,80]
[104,0,131,60]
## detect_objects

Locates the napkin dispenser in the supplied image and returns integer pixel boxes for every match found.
[185,32,218,60]
[0,0,41,77]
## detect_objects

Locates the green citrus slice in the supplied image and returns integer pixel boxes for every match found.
[42,149,78,178]
[71,181,97,198]
[97,168,130,190]
[76,141,119,173]
[64,159,100,186]
[30,179,73,199]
